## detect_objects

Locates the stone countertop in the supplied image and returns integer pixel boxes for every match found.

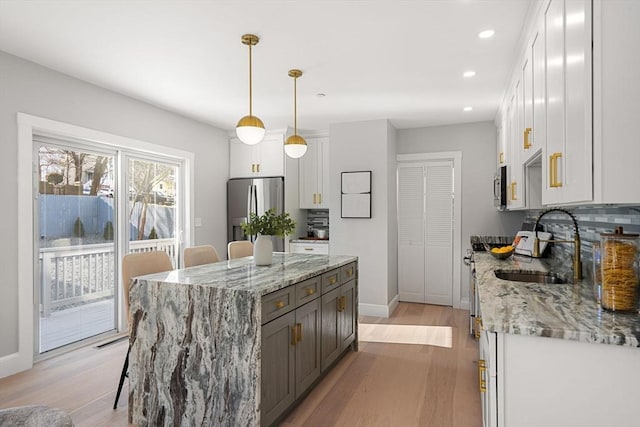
[475,252,640,348]
[136,252,355,296]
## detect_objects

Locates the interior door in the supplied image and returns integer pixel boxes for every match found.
[397,160,454,306]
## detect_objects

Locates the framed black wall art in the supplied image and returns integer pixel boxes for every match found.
[341,171,371,218]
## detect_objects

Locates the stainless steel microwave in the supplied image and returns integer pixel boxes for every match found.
[494,166,507,211]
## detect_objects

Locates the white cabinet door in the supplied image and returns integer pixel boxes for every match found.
[229,135,284,178]
[522,43,535,162]
[298,137,329,209]
[257,134,285,177]
[298,139,320,209]
[507,86,524,210]
[543,0,592,205]
[479,330,498,427]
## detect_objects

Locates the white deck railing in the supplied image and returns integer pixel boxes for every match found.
[39,238,177,316]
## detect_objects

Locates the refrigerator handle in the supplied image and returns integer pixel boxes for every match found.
[253,184,258,216]
[247,184,253,220]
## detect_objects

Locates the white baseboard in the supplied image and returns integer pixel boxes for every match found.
[359,294,400,318]
[0,352,31,379]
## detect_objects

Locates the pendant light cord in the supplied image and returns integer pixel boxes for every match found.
[293,75,297,134]
[248,43,253,116]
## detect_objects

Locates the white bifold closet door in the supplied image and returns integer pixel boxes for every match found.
[398,160,453,305]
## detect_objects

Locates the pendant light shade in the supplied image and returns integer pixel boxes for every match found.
[236,34,265,145]
[284,69,307,159]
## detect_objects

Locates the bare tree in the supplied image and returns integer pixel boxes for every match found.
[90,156,109,195]
[128,161,173,240]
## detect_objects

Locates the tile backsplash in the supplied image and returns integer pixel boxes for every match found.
[523,206,640,281]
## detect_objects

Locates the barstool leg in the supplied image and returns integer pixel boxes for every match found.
[113,344,130,409]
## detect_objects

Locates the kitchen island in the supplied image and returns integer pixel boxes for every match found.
[474,252,640,427]
[128,253,358,427]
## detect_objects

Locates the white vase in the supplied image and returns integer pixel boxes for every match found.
[253,234,273,266]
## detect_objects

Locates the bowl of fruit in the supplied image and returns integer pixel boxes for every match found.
[484,243,515,260]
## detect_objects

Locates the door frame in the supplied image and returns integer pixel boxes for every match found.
[396,151,462,309]
[9,113,194,377]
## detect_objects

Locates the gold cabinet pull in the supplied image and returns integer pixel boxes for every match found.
[510,182,517,201]
[475,317,482,339]
[499,152,505,164]
[305,287,315,296]
[337,297,343,312]
[341,296,347,311]
[275,300,285,310]
[251,164,256,173]
[549,154,555,188]
[523,127,532,149]
[297,323,303,342]
[257,163,260,173]
[346,269,353,277]
[478,360,487,393]
[313,193,317,204]
[318,193,322,204]
[304,247,313,251]
[329,276,337,285]
[550,152,563,188]
[291,326,297,346]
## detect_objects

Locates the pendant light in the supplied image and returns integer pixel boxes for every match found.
[236,34,265,145]
[284,69,307,158]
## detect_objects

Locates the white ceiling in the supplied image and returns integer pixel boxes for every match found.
[0,0,532,132]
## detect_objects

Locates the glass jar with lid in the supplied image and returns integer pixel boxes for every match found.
[600,226,639,312]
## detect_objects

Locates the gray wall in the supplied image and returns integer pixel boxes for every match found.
[329,120,398,314]
[397,121,525,305]
[0,51,228,358]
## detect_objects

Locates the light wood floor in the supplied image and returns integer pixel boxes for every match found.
[0,303,480,427]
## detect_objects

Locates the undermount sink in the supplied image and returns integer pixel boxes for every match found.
[494,269,567,284]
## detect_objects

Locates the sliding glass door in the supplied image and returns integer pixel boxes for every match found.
[35,139,184,355]
[37,140,117,353]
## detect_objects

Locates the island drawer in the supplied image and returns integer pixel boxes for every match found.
[296,276,321,306]
[321,268,341,294]
[262,286,296,324]
[340,263,357,282]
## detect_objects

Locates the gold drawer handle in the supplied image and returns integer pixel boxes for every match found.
[337,297,343,312]
[341,296,346,311]
[478,360,487,393]
[305,288,315,296]
[329,277,337,285]
[304,248,313,251]
[499,151,505,164]
[510,181,517,201]
[275,300,285,310]
[313,193,317,204]
[549,152,563,188]
[318,193,322,204]
[346,269,353,277]
[256,163,260,173]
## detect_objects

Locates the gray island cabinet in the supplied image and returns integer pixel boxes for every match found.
[128,253,358,427]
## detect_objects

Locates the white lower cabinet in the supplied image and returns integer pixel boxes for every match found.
[289,242,329,255]
[480,331,640,427]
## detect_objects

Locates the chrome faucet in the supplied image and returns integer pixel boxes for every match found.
[532,208,582,282]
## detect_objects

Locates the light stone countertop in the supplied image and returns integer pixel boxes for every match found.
[475,252,640,348]
[289,239,330,244]
[136,252,355,296]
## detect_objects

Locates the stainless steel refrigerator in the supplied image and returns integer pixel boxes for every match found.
[227,176,285,251]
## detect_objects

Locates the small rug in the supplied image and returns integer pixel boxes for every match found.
[358,323,453,348]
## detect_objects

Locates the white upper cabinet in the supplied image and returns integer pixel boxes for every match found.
[507,83,525,210]
[542,0,593,205]
[229,132,285,178]
[299,136,329,209]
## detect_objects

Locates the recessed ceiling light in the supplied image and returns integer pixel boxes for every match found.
[464,107,473,112]
[463,71,476,78]
[478,29,495,39]
[316,93,326,98]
